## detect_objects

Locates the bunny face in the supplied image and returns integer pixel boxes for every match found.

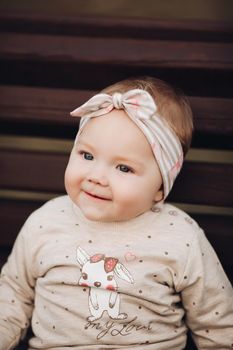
[79,258,117,291]
[77,247,134,286]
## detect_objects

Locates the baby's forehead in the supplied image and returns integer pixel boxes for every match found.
[79,110,145,140]
[84,109,132,126]
[79,115,152,151]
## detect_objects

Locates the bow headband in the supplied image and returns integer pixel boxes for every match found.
[70,89,183,199]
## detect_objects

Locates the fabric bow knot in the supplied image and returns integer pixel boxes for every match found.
[70,89,157,121]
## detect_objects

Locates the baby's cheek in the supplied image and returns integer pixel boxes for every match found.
[64,168,72,189]
[65,168,79,193]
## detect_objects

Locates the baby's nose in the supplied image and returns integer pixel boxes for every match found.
[87,166,108,186]
[94,281,101,288]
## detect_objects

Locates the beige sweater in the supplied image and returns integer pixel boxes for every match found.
[0,195,232,349]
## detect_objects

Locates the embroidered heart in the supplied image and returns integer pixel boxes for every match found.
[125,252,137,262]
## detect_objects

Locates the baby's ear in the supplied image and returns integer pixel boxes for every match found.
[154,189,163,202]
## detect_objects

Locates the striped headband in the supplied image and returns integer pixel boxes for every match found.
[70,89,183,199]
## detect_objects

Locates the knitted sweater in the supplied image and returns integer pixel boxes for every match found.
[0,196,232,349]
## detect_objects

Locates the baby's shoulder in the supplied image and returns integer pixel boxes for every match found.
[23,195,73,229]
[161,202,198,223]
[154,202,202,241]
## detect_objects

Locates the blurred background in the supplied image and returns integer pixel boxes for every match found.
[0,0,233,21]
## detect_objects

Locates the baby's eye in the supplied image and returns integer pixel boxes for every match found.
[79,151,93,161]
[117,164,133,173]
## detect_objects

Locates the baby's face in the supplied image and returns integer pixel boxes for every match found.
[65,109,163,222]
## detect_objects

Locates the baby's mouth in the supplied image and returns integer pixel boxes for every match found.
[84,191,111,201]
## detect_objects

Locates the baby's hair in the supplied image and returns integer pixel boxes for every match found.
[101,76,193,156]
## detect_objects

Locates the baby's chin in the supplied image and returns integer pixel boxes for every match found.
[79,208,128,223]
[78,207,114,222]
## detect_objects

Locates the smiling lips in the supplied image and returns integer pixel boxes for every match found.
[84,191,111,201]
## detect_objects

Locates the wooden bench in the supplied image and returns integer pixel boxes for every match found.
[0,12,232,350]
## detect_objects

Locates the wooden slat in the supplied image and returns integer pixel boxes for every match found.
[0,85,90,126]
[0,32,232,70]
[0,149,233,207]
[0,149,68,193]
[169,161,233,206]
[0,85,232,136]
[0,198,42,246]
[192,214,233,277]
[0,12,232,42]
[191,96,233,135]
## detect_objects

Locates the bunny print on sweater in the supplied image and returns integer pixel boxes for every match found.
[77,246,134,321]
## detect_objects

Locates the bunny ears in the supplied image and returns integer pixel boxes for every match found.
[70,89,183,199]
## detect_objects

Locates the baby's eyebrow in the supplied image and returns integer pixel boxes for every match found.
[115,155,144,168]
[76,140,94,150]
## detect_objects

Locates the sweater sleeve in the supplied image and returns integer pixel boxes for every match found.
[176,227,233,349]
[0,221,35,350]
